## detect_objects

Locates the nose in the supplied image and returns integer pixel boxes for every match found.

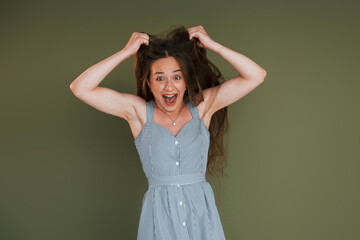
[164,79,174,91]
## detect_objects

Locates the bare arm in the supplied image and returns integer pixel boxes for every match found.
[214,43,266,81]
[69,32,149,121]
[188,26,266,115]
[70,49,131,94]
[209,43,266,112]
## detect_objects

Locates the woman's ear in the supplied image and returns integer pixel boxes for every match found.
[146,78,151,89]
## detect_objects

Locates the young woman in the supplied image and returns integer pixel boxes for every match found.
[70,25,266,240]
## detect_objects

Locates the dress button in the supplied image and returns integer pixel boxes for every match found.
[179,201,183,206]
[182,221,186,227]
[175,140,179,145]
[175,161,179,166]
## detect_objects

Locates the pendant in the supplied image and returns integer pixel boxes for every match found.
[173,122,176,126]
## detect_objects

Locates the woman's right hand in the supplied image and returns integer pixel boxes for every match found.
[123,32,149,57]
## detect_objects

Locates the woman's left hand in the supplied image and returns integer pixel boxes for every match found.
[187,25,220,52]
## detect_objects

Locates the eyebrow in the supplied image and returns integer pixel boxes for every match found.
[154,69,182,75]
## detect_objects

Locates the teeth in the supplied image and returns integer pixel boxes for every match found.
[163,94,176,97]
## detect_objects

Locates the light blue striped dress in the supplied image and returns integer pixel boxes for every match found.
[134,98,226,240]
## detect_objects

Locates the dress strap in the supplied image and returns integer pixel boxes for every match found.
[146,101,154,123]
[186,98,200,119]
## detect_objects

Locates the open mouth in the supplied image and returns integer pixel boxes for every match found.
[163,94,177,104]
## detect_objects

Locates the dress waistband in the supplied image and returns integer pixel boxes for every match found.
[148,173,205,188]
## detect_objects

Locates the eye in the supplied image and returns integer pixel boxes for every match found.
[156,77,164,81]
[174,76,181,80]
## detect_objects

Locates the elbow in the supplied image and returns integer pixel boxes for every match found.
[70,83,94,97]
[259,69,267,82]
[69,83,79,95]
[252,71,266,83]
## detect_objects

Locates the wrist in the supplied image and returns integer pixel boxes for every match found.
[118,48,132,58]
[211,42,225,54]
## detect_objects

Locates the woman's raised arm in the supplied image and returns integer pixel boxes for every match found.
[187,26,266,115]
[69,32,149,121]
[70,49,131,95]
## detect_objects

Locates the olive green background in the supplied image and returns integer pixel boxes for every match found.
[1,0,359,239]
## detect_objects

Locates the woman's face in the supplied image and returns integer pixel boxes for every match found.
[148,56,186,112]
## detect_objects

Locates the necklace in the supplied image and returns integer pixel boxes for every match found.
[153,101,186,126]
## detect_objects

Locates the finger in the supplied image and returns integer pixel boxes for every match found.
[190,34,197,40]
[188,28,197,38]
[141,38,149,45]
[188,32,193,40]
[138,35,148,44]
[188,31,198,40]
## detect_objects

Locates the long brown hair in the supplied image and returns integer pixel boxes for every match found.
[134,25,229,179]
